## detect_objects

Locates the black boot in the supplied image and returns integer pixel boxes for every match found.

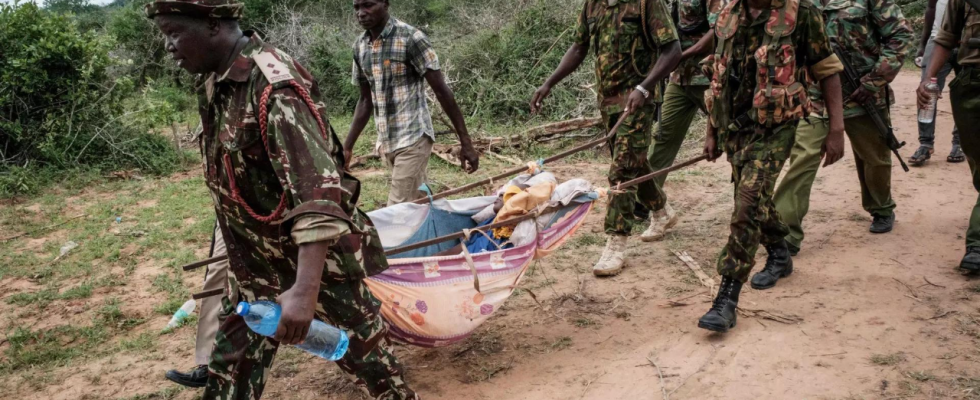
[869,214,895,234]
[751,241,794,290]
[165,365,208,388]
[698,276,742,333]
[960,247,980,275]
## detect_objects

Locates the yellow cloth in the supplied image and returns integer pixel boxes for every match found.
[492,182,556,239]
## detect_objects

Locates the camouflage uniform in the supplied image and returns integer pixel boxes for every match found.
[705,0,843,282]
[646,0,727,190]
[192,34,414,400]
[573,0,680,235]
[772,0,911,251]
[934,0,980,257]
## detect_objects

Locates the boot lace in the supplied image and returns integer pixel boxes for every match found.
[709,280,731,312]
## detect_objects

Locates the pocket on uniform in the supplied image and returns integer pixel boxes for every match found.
[220,126,262,153]
[619,18,642,53]
[754,44,797,86]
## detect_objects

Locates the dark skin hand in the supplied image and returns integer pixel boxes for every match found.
[820,74,846,167]
[706,77,846,165]
[917,43,953,107]
[345,0,478,173]
[274,240,330,345]
[624,41,682,114]
[530,43,589,114]
[531,35,683,116]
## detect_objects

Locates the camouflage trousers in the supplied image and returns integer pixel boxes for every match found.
[603,103,667,235]
[716,122,796,282]
[203,277,416,400]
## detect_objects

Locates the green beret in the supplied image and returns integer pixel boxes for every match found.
[145,0,244,20]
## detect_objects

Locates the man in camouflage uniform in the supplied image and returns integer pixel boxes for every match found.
[645,0,726,203]
[918,0,980,275]
[758,0,912,289]
[698,0,846,332]
[531,0,682,277]
[146,1,416,399]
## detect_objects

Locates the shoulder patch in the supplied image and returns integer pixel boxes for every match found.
[252,52,295,84]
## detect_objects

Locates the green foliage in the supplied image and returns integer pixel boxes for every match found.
[0,2,182,196]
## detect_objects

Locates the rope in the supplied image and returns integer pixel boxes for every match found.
[224,80,330,223]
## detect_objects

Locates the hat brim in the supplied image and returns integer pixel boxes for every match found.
[145,2,243,20]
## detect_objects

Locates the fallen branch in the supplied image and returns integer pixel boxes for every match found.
[672,251,717,291]
[921,277,946,289]
[927,310,955,320]
[483,150,522,166]
[580,371,608,400]
[660,292,706,308]
[736,307,804,324]
[809,352,847,357]
[892,277,920,299]
[0,214,86,242]
[432,144,463,170]
[347,153,380,169]
[646,355,670,400]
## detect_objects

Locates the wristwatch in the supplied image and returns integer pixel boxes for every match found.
[634,85,651,99]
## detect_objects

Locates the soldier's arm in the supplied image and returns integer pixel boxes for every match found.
[933,0,965,51]
[862,0,914,90]
[800,4,846,163]
[531,3,591,113]
[682,30,715,62]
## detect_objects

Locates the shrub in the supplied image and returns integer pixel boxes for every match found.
[0,2,181,196]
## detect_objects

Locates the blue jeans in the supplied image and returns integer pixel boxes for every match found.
[918,39,960,148]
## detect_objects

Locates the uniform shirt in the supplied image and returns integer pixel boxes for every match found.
[729,0,841,121]
[574,0,679,112]
[669,0,727,86]
[809,0,912,118]
[201,33,388,299]
[352,18,439,154]
[934,0,980,67]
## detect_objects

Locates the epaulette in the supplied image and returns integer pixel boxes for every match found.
[252,50,295,85]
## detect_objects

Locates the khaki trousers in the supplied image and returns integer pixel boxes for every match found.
[383,136,433,206]
[194,225,229,366]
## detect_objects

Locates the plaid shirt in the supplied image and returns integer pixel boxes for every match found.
[352,18,439,154]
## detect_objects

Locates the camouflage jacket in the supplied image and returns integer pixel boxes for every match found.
[669,0,728,86]
[198,33,388,300]
[574,0,680,112]
[705,0,842,130]
[808,0,913,118]
[934,0,980,67]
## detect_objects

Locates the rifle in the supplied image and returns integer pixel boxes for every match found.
[830,39,910,172]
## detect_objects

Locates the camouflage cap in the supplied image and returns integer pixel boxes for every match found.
[145,0,244,20]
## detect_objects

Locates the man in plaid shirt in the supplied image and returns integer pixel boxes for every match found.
[345,0,479,206]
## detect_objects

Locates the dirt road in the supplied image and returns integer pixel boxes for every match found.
[3,69,978,400]
[380,68,980,400]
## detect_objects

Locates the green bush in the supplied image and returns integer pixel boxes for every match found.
[0,2,181,196]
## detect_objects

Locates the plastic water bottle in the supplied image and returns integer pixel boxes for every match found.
[235,301,349,361]
[164,299,196,331]
[918,78,940,124]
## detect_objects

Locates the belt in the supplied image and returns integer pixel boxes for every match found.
[726,113,754,133]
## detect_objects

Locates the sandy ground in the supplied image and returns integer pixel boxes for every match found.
[3,69,979,400]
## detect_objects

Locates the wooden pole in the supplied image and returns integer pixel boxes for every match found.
[178,156,706,270]
[412,113,630,204]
